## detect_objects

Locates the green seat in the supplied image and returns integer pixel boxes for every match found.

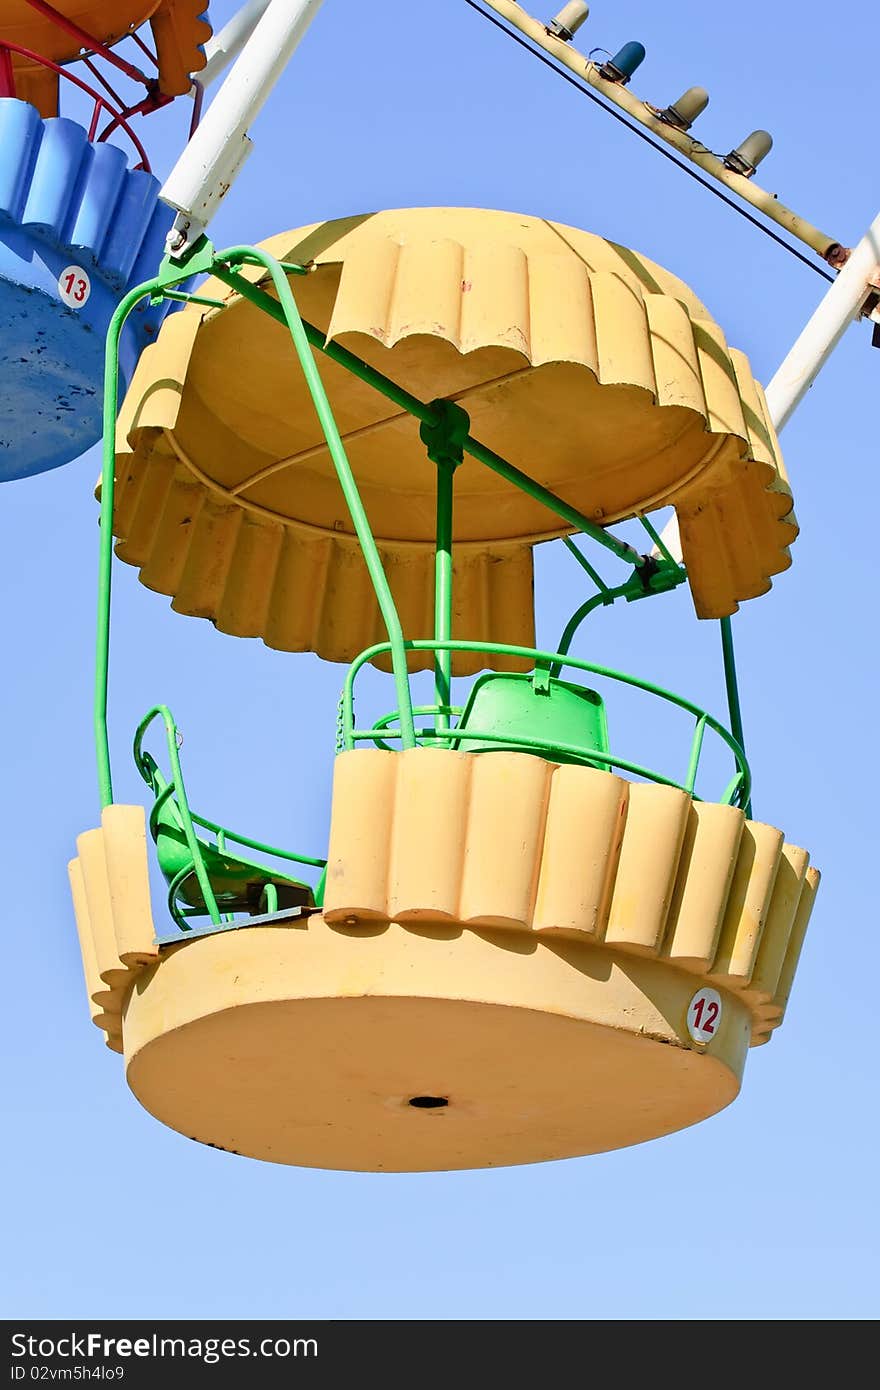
[143,756,314,918]
[453,672,609,769]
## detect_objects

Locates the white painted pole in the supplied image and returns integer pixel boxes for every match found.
[653,210,880,563]
[763,211,880,430]
[198,0,274,90]
[160,0,326,255]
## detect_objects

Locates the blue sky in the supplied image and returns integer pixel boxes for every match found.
[2,0,878,1319]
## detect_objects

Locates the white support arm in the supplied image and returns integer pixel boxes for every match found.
[161,0,326,256]
[763,211,880,431]
[653,209,880,564]
[198,0,274,89]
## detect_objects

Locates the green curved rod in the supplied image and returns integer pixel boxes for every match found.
[210,247,418,746]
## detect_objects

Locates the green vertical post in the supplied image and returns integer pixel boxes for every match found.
[420,402,469,736]
[95,283,153,808]
[94,240,218,807]
[720,615,752,815]
[433,458,456,732]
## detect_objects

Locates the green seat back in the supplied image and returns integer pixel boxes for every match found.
[454,672,609,768]
[145,759,313,915]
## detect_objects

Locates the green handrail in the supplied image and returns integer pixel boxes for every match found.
[134,705,223,926]
[133,705,327,931]
[341,638,751,809]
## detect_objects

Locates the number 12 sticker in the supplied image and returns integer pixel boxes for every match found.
[687,987,722,1044]
[58,265,91,308]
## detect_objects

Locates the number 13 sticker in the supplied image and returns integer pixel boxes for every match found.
[687,987,722,1044]
[58,265,91,308]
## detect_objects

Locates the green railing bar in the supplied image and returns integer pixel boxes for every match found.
[188,810,327,870]
[562,536,611,592]
[636,511,679,568]
[211,249,417,746]
[685,714,708,794]
[134,705,327,869]
[209,261,648,573]
[720,615,752,817]
[347,721,740,807]
[160,290,228,309]
[134,705,223,926]
[434,458,455,733]
[341,637,750,807]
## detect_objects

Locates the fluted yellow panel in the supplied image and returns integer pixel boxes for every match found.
[68,857,111,1027]
[664,802,745,972]
[323,751,397,922]
[68,808,159,1050]
[709,822,784,987]
[101,805,159,967]
[111,208,798,665]
[745,845,810,1005]
[323,750,819,1043]
[75,829,129,990]
[604,784,691,955]
[458,753,553,928]
[532,765,628,937]
[388,751,472,923]
[758,866,821,1028]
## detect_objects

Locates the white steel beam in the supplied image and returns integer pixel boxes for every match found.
[161,0,326,256]
[198,0,274,89]
[653,210,880,564]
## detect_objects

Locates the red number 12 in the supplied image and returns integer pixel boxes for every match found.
[692,998,719,1034]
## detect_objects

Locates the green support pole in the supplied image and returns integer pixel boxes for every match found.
[420,401,468,735]
[720,615,752,815]
[95,285,152,809]
[94,240,218,807]
[433,459,456,733]
[212,250,418,747]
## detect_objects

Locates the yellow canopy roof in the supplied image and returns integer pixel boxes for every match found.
[113,207,797,669]
[3,2,211,116]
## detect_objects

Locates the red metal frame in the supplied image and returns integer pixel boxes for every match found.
[22,0,154,89]
[0,44,14,97]
[1,2,205,166]
[0,40,152,169]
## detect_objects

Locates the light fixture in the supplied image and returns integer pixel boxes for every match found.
[598,41,646,84]
[723,129,773,178]
[546,2,589,42]
[658,86,710,131]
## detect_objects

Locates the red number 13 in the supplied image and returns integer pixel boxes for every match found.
[63,273,87,303]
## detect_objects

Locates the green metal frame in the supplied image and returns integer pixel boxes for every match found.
[340,639,750,809]
[94,235,754,941]
[133,705,326,937]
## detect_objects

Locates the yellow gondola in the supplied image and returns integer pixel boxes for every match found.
[69,212,820,1171]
